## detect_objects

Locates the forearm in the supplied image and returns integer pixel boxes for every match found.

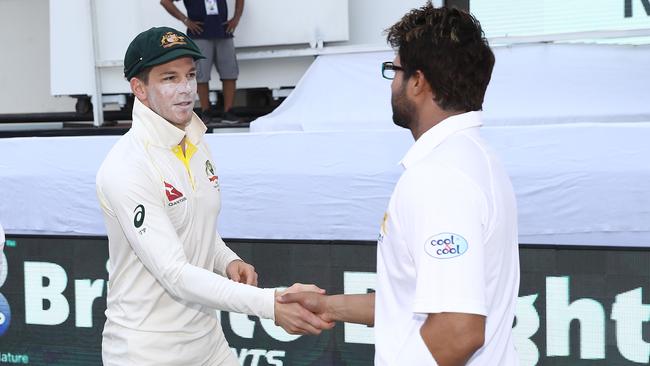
[170,263,275,319]
[160,0,188,23]
[420,313,485,366]
[213,236,240,276]
[327,293,375,326]
[234,0,244,18]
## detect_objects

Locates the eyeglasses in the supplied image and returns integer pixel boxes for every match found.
[381,61,404,80]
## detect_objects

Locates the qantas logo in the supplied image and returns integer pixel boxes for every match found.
[165,182,183,201]
[164,182,187,206]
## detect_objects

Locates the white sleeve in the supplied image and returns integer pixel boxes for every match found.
[198,144,241,276]
[397,163,488,316]
[98,166,275,320]
[213,232,241,277]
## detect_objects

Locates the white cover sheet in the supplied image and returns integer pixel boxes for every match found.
[250,51,396,132]
[2,43,649,246]
[251,44,650,132]
[1,123,649,247]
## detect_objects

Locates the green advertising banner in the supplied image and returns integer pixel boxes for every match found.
[1,237,650,365]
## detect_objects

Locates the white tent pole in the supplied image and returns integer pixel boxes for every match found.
[89,0,104,127]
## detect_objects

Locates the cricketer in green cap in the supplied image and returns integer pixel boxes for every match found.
[126,26,205,131]
[124,26,204,81]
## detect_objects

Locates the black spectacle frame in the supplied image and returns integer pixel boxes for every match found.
[381,61,404,80]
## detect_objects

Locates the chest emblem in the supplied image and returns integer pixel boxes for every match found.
[164,182,187,206]
[205,160,220,189]
[378,212,389,244]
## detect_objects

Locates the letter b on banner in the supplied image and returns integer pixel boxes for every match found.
[24,262,70,325]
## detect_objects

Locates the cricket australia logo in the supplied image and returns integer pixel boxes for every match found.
[378,212,388,244]
[0,251,11,336]
[160,32,187,48]
[205,160,219,189]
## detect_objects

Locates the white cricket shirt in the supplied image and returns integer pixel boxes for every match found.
[375,112,520,366]
[96,99,275,366]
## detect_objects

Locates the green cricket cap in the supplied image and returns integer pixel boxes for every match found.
[124,27,205,80]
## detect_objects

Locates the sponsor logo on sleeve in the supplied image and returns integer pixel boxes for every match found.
[133,204,148,235]
[424,233,468,259]
[133,205,145,228]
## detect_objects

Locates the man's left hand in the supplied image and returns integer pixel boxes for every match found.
[224,17,240,34]
[226,259,258,286]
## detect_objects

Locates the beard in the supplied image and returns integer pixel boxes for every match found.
[391,82,416,129]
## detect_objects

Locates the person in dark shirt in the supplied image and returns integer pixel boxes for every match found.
[161,0,244,123]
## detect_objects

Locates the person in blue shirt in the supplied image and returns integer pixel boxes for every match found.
[161,0,244,122]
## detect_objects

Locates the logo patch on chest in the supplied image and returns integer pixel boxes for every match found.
[378,212,389,244]
[164,181,187,206]
[205,160,220,189]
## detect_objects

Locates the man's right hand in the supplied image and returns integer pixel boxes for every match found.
[185,19,204,35]
[278,291,335,322]
[279,292,375,327]
[274,283,335,335]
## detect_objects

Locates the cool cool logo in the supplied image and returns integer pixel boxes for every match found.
[424,233,468,259]
[0,251,11,336]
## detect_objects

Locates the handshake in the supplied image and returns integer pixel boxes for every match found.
[226,260,373,335]
[272,283,375,335]
[273,283,337,335]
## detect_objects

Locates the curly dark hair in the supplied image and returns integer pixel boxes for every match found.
[386,2,494,112]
